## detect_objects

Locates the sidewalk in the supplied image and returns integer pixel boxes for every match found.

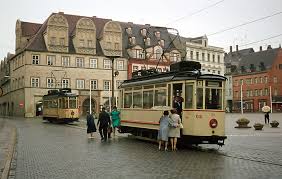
[0,118,17,179]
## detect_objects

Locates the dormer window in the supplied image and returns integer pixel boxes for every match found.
[141,29,147,37]
[79,39,84,47]
[145,38,150,46]
[158,40,165,47]
[129,37,136,45]
[155,31,161,39]
[126,27,132,35]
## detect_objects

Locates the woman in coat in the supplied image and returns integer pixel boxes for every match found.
[168,109,181,151]
[157,110,170,151]
[86,111,96,138]
[110,106,121,136]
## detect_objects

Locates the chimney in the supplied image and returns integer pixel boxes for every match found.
[58,11,64,14]
[236,45,238,52]
[229,46,232,53]
[267,45,272,50]
[259,46,262,51]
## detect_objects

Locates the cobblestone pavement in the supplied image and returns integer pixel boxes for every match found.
[1,113,282,179]
[0,118,16,178]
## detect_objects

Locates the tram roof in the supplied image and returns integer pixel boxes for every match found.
[43,92,78,99]
[120,70,226,88]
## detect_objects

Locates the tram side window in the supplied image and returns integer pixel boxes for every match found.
[61,98,67,109]
[69,97,77,108]
[43,101,49,109]
[205,88,222,109]
[185,84,193,109]
[196,88,203,109]
[51,100,58,108]
[124,93,132,108]
[154,89,166,106]
[133,92,142,108]
[143,90,153,109]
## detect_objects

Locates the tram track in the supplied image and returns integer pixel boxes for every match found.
[193,145,282,167]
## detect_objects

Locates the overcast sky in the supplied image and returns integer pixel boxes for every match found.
[0,0,281,60]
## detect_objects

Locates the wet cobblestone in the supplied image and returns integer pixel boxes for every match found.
[1,113,282,179]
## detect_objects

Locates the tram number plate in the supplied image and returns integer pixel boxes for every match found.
[196,114,202,118]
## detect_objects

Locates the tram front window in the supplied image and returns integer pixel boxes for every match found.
[205,88,222,109]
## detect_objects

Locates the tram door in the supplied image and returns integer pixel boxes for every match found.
[172,83,184,118]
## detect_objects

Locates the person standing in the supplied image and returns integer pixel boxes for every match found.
[97,107,111,141]
[86,111,96,138]
[264,112,270,124]
[157,110,170,151]
[173,91,183,118]
[168,109,181,151]
[111,106,121,136]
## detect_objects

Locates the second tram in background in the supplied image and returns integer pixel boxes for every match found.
[118,61,227,146]
[42,88,79,123]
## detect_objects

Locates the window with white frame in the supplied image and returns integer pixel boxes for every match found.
[90,58,98,68]
[90,80,98,90]
[76,79,85,89]
[31,77,39,87]
[47,56,55,66]
[32,55,39,65]
[117,60,124,70]
[104,80,110,90]
[62,79,69,88]
[76,57,84,68]
[62,56,70,67]
[103,59,111,69]
[136,49,144,59]
[47,78,55,88]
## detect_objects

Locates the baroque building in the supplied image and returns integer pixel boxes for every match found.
[0,12,182,117]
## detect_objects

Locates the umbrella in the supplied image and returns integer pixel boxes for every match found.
[262,106,271,113]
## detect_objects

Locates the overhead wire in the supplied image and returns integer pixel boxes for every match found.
[165,0,226,26]
[207,11,282,37]
[239,33,282,47]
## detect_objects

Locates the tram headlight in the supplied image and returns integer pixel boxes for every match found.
[209,118,218,128]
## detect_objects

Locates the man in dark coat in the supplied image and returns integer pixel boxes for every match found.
[86,111,96,138]
[97,107,111,141]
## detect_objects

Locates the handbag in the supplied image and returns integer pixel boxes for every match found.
[179,122,184,129]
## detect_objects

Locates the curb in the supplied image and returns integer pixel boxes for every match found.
[1,127,17,179]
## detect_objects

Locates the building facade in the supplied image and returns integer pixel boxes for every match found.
[0,12,183,117]
[185,35,225,76]
[226,46,282,112]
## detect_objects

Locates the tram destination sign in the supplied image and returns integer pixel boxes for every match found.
[206,81,221,87]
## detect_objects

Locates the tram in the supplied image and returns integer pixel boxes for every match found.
[42,88,79,123]
[118,61,227,146]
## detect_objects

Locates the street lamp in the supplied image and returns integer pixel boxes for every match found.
[108,56,120,110]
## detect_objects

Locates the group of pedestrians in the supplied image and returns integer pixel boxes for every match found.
[157,109,182,151]
[86,106,121,141]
